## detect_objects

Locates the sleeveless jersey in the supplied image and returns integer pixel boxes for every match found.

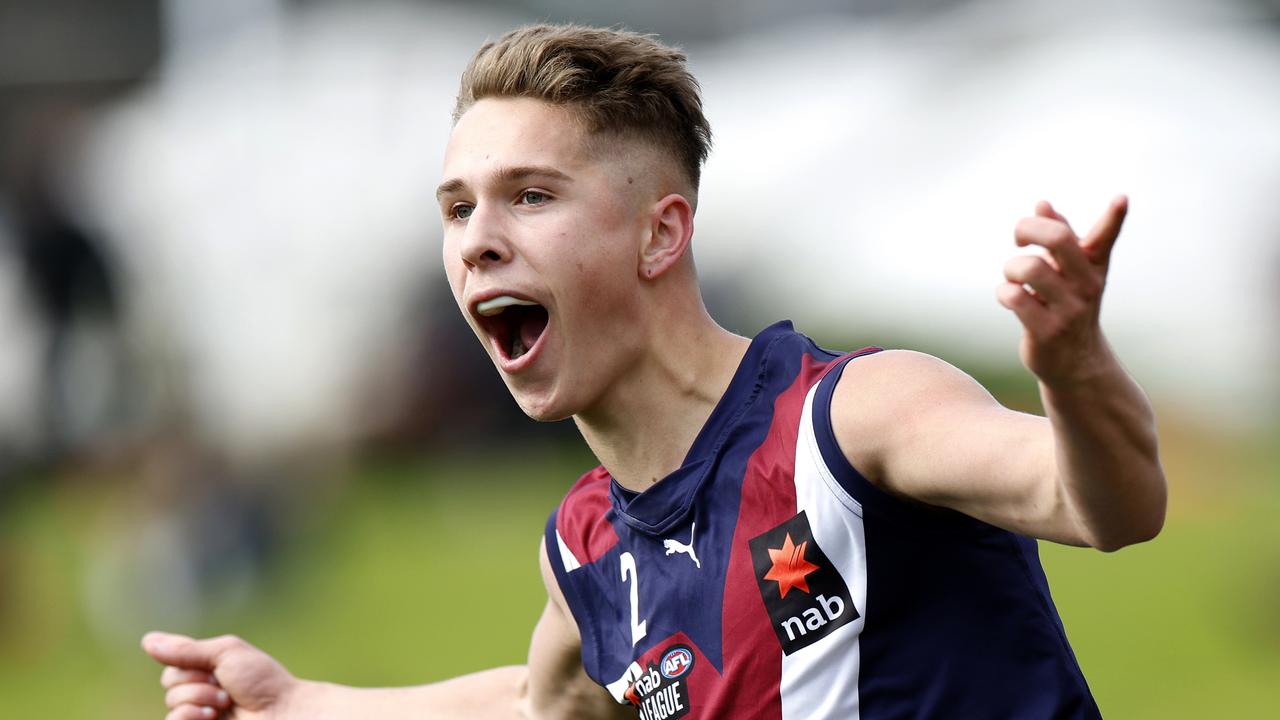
[545,321,1101,719]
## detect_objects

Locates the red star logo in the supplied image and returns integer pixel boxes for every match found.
[763,532,820,599]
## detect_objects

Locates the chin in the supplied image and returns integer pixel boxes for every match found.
[510,386,576,423]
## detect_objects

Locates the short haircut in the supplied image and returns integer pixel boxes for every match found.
[453,24,712,193]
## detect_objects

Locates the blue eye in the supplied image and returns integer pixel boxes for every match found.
[521,190,547,205]
[452,204,474,220]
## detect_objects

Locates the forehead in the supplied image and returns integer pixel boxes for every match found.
[443,97,596,180]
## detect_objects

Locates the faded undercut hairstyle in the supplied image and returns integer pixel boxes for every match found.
[453,24,713,193]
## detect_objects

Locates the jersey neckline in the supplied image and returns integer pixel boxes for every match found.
[607,320,796,536]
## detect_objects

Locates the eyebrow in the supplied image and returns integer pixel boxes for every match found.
[435,165,574,201]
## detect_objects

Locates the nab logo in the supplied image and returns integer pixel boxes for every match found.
[748,511,858,655]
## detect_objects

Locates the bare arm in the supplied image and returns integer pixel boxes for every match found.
[833,197,1165,551]
[144,540,627,719]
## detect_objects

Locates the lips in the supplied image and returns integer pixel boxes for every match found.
[471,294,550,365]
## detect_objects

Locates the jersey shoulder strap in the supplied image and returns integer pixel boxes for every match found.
[545,466,618,575]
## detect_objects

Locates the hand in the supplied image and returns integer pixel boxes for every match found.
[997,195,1128,386]
[142,631,301,720]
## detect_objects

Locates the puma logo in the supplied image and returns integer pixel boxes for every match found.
[663,522,701,569]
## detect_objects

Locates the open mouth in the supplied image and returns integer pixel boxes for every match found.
[474,295,549,362]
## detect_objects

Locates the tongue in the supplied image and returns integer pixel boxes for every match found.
[519,311,548,351]
[507,306,549,360]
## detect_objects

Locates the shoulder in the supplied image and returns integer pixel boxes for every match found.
[829,350,997,481]
[831,349,993,410]
[547,466,619,574]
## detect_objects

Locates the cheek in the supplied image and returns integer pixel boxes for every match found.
[542,206,646,331]
[564,249,643,334]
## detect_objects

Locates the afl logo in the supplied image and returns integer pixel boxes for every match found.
[660,646,693,679]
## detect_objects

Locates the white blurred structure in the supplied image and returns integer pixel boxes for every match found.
[695,0,1280,427]
[76,2,506,458]
[46,0,1278,459]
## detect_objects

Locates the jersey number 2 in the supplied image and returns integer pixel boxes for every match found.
[620,552,647,647]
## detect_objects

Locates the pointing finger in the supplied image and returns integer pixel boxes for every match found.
[1082,194,1129,266]
[143,632,243,672]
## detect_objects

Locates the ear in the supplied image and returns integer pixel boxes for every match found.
[639,193,694,280]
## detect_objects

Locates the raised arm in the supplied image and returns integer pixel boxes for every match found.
[143,540,626,719]
[831,196,1165,551]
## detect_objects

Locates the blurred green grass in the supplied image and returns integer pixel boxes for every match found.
[1,424,1277,718]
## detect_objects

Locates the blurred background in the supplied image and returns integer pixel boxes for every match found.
[0,0,1277,716]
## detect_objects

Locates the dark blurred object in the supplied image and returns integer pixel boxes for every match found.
[0,0,160,476]
[0,0,159,91]
[0,0,160,205]
[6,109,115,325]
[2,103,125,466]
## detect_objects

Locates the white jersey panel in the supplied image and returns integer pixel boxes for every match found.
[555,529,582,572]
[779,383,868,719]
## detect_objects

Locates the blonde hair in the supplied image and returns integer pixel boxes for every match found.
[454,24,712,191]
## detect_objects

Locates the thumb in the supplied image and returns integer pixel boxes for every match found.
[142,631,239,671]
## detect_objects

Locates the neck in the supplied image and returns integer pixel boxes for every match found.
[573,301,749,494]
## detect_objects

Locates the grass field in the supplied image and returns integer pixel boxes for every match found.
[1,427,1276,718]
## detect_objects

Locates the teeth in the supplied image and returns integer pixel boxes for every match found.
[476,295,538,317]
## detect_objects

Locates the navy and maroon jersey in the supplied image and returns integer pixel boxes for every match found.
[545,321,1101,719]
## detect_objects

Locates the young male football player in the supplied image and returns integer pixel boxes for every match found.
[144,24,1165,719]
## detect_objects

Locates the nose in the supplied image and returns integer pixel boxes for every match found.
[457,202,512,270]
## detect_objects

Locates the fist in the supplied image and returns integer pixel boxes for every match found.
[142,631,298,720]
[997,195,1128,385]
